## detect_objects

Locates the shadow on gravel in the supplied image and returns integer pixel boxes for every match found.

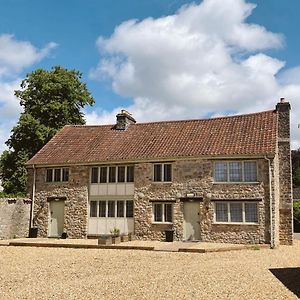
[270,267,300,298]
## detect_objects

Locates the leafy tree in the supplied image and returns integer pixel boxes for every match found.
[0,66,95,194]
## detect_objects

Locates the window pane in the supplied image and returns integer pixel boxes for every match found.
[118,166,125,183]
[215,203,228,222]
[99,201,106,217]
[62,168,69,182]
[230,203,243,222]
[164,164,172,182]
[244,162,257,182]
[164,204,172,222]
[245,203,258,223]
[109,167,116,183]
[154,203,162,222]
[127,166,134,182]
[100,167,107,183]
[108,201,115,217]
[90,201,97,217]
[91,167,98,183]
[229,162,242,182]
[154,164,162,181]
[214,162,228,182]
[126,200,134,218]
[117,201,124,217]
[46,169,53,182]
[54,169,61,182]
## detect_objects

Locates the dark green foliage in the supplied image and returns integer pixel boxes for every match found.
[293,201,300,223]
[292,149,300,187]
[0,66,95,194]
[294,201,300,232]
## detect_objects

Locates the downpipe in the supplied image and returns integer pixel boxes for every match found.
[265,156,275,249]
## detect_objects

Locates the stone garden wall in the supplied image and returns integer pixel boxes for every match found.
[0,198,31,239]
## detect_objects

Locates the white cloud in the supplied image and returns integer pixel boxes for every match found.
[0,35,57,152]
[90,0,300,149]
[0,34,57,77]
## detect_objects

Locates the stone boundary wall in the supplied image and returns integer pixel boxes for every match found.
[0,198,31,239]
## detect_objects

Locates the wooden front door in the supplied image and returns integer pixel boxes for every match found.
[49,200,65,237]
[184,201,200,241]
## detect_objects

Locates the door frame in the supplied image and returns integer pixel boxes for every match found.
[47,197,66,237]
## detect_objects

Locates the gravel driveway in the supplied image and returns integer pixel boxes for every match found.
[0,241,300,299]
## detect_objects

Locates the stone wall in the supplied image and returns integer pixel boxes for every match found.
[276,101,293,245]
[134,159,270,244]
[0,198,31,239]
[27,165,89,238]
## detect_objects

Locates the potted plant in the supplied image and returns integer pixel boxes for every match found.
[110,227,121,244]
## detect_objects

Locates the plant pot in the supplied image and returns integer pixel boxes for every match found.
[121,235,129,242]
[128,233,135,241]
[112,236,121,244]
[98,237,112,245]
[28,227,38,238]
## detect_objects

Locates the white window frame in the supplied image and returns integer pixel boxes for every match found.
[153,163,172,182]
[90,165,134,184]
[46,167,69,183]
[152,202,173,224]
[213,160,258,183]
[213,202,259,224]
[89,200,134,219]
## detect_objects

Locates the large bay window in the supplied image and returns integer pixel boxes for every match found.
[214,161,257,182]
[152,203,173,223]
[214,202,258,224]
[91,165,134,183]
[89,200,134,218]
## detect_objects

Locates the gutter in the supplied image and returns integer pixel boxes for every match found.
[30,164,36,228]
[265,156,275,248]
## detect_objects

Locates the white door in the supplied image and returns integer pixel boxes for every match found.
[49,201,65,237]
[184,202,200,241]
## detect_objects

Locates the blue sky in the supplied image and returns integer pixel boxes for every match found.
[0,0,300,150]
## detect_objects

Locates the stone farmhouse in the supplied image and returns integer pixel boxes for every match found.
[26,99,293,247]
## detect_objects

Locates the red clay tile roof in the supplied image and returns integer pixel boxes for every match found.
[26,110,277,166]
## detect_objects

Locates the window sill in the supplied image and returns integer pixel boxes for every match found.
[90,182,134,185]
[213,222,259,225]
[213,182,260,185]
[45,181,69,184]
[152,222,173,225]
[152,181,173,184]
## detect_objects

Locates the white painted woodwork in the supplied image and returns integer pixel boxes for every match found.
[89,183,134,196]
[49,200,65,237]
[183,202,200,241]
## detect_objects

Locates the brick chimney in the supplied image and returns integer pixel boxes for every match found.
[115,110,136,130]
